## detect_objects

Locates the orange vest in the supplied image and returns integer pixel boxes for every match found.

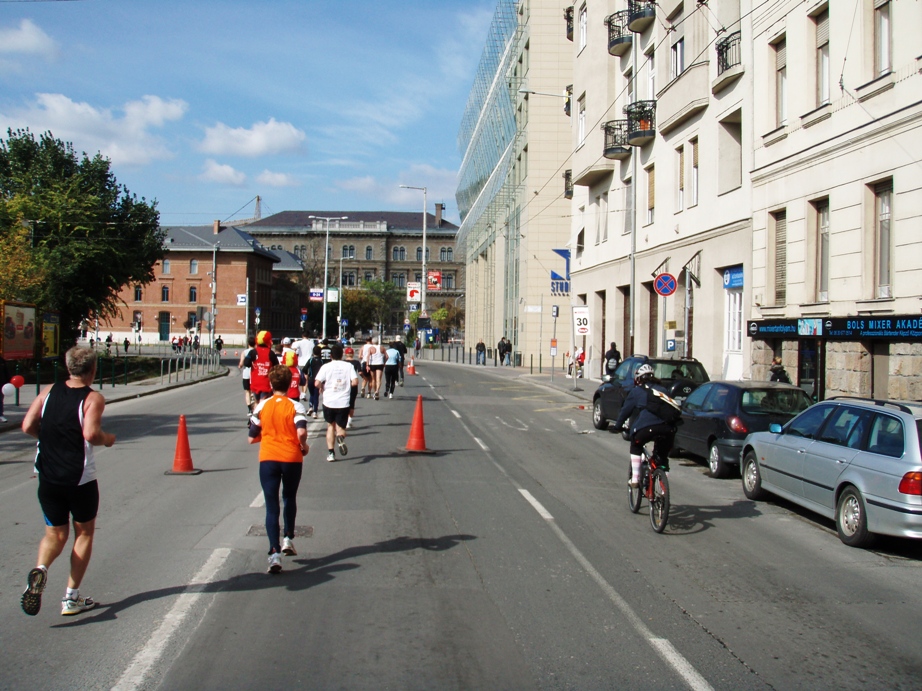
[257,395,303,463]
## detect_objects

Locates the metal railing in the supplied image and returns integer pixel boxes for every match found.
[564,6,574,41]
[716,31,742,75]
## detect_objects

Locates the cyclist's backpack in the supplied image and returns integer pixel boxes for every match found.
[643,384,682,424]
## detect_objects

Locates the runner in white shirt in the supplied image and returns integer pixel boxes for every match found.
[291,335,315,400]
[359,336,376,399]
[367,339,386,400]
[314,343,358,462]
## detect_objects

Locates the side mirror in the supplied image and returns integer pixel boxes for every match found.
[769,423,783,434]
[602,374,612,383]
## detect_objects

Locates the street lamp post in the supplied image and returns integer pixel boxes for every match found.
[209,241,220,348]
[338,251,344,341]
[309,215,347,341]
[400,185,427,318]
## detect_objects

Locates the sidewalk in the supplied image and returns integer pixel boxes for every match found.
[0,359,230,435]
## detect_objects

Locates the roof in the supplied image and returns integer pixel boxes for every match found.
[246,210,459,234]
[162,225,279,262]
[270,249,304,272]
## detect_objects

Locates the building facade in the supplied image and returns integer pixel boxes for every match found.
[456,0,573,366]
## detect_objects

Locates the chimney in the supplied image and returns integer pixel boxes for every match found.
[213,219,221,235]
[434,203,444,228]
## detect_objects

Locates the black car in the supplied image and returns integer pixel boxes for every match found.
[592,355,709,432]
[674,381,813,478]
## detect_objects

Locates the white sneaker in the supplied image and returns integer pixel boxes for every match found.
[61,595,97,615]
[326,450,336,462]
[0,416,7,423]
[346,418,353,429]
[281,537,296,556]
[267,552,282,574]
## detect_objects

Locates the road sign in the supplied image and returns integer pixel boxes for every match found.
[573,305,590,336]
[407,282,421,302]
[301,307,308,315]
[236,294,247,306]
[654,273,678,297]
[408,304,420,312]
[404,318,410,325]
[254,307,261,316]
[403,323,411,332]
[341,318,349,326]
[309,288,324,302]
[550,338,558,357]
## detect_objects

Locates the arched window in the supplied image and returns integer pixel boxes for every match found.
[189,286,197,303]
[189,259,198,274]
[341,272,356,286]
[327,244,332,259]
[426,247,430,261]
[342,245,355,259]
[392,246,406,261]
[134,285,143,301]
[392,273,406,287]
[162,259,171,275]
[440,247,447,261]
[365,246,373,260]
[161,285,170,302]
[444,273,454,289]
[364,272,374,283]
[417,247,423,261]
[447,247,453,261]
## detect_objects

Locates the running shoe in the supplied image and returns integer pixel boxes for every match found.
[312,412,318,419]
[326,450,336,462]
[374,393,379,401]
[399,380,404,387]
[267,552,282,574]
[61,596,97,616]
[0,416,8,423]
[21,566,47,616]
[346,418,353,429]
[336,435,348,456]
[281,537,297,556]
[388,392,393,399]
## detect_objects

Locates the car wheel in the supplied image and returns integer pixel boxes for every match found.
[836,486,876,548]
[592,399,608,430]
[741,451,766,500]
[708,442,730,479]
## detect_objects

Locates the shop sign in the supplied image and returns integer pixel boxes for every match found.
[748,315,922,342]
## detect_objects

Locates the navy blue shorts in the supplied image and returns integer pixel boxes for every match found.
[38,479,99,526]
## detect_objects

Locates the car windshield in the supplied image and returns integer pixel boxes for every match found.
[653,361,708,383]
[741,388,813,415]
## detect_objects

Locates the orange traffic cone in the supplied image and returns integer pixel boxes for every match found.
[407,357,417,375]
[404,395,433,453]
[165,415,203,475]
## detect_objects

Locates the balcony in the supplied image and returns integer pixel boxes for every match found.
[606,11,632,57]
[623,101,656,146]
[657,61,709,135]
[628,0,655,33]
[717,31,741,75]
[602,120,631,159]
[563,170,573,199]
[564,6,574,42]
[564,84,573,117]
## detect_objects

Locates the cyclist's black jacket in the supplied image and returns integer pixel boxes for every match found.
[614,382,670,433]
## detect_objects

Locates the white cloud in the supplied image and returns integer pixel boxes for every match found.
[199,118,306,157]
[256,169,299,188]
[336,164,458,213]
[0,19,56,56]
[0,93,187,166]
[200,159,246,186]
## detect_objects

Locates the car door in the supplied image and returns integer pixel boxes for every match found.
[801,405,871,514]
[762,404,835,497]
[602,359,637,421]
[676,384,713,455]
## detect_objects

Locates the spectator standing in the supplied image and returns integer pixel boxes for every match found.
[414,337,421,359]
[604,342,621,377]
[247,365,308,573]
[20,346,116,616]
[122,337,130,355]
[214,335,224,353]
[314,343,357,462]
[476,339,486,366]
[769,356,791,384]
[502,337,512,366]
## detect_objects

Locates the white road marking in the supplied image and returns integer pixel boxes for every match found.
[249,493,264,508]
[474,437,489,452]
[496,416,528,431]
[451,410,461,418]
[518,489,554,520]
[112,547,232,690]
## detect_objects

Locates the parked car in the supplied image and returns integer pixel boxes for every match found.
[740,397,922,548]
[674,381,813,478]
[592,355,709,431]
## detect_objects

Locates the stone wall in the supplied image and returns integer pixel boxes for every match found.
[824,341,871,398]
[889,343,922,401]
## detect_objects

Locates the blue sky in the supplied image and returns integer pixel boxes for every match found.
[0,1,496,225]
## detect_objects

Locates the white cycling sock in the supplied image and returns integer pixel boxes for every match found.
[630,455,642,483]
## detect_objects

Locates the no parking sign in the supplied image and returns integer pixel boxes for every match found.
[654,273,677,297]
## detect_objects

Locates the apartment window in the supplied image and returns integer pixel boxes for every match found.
[417,247,423,261]
[690,138,699,206]
[415,272,422,283]
[444,274,454,290]
[342,245,355,259]
[625,68,636,103]
[725,287,743,352]
[772,210,787,305]
[578,5,588,49]
[161,285,170,302]
[601,192,609,242]
[134,285,142,302]
[717,115,742,195]
[188,259,198,275]
[364,272,374,283]
[578,97,586,144]
[440,247,447,261]
[676,146,685,211]
[188,312,197,329]
[365,245,373,260]
[670,37,684,79]
[162,259,171,275]
[815,9,830,106]
[594,195,602,245]
[774,37,787,127]
[646,165,655,224]
[875,181,892,298]
[392,273,406,288]
[446,247,453,261]
[392,246,406,261]
[874,0,891,77]
[623,178,634,235]
[816,199,830,302]
[189,286,197,303]
[647,47,656,99]
[342,272,356,287]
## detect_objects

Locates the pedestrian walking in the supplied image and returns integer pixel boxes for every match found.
[383,341,402,398]
[314,342,357,462]
[214,335,224,353]
[104,333,112,356]
[414,337,421,359]
[20,346,116,616]
[122,337,130,355]
[476,338,486,365]
[769,356,791,384]
[247,365,308,574]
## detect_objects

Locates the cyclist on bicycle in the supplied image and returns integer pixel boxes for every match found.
[611,364,678,488]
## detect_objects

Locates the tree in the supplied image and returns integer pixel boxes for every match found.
[362,279,404,334]
[0,129,164,343]
[341,287,378,333]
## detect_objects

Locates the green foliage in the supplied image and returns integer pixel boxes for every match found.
[430,307,449,323]
[359,279,404,332]
[0,129,164,343]
[342,287,379,331]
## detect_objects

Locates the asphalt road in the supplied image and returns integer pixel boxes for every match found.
[1,361,920,690]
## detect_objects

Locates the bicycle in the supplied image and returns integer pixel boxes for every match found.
[625,438,670,533]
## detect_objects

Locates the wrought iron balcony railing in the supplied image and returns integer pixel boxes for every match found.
[564,6,574,42]
[627,0,655,33]
[563,170,573,199]
[602,120,631,159]
[623,100,656,146]
[564,84,573,117]
[606,11,632,56]
[716,31,742,75]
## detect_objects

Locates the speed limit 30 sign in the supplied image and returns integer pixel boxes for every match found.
[573,305,591,336]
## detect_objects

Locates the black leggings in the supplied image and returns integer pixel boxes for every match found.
[259,461,303,554]
[630,423,676,463]
[384,364,399,394]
